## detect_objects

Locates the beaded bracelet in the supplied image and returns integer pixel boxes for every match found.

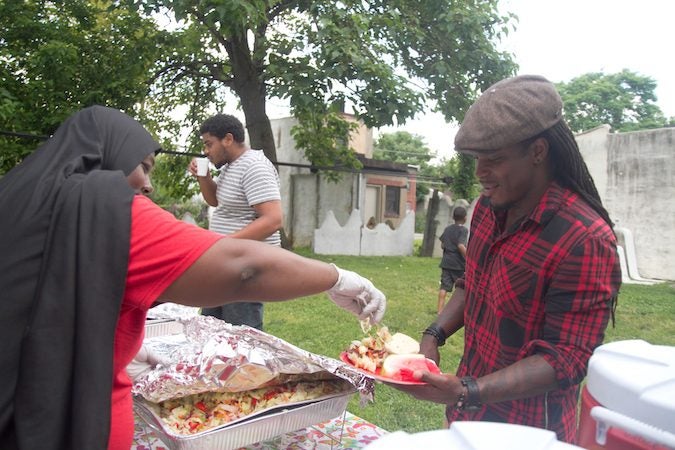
[422,323,447,347]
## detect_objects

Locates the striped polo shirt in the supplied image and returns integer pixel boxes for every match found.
[209,149,281,246]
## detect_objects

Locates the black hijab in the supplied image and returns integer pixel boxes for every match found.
[0,106,161,449]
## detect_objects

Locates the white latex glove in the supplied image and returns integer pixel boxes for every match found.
[126,344,170,381]
[327,264,386,324]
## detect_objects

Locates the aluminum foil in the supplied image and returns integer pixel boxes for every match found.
[146,302,200,321]
[133,315,374,405]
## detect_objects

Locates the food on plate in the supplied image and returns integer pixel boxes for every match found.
[384,332,421,355]
[380,354,441,382]
[157,379,349,435]
[344,326,391,373]
[344,327,421,374]
[360,317,372,334]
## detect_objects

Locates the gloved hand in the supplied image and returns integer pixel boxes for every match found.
[126,344,170,381]
[327,264,386,324]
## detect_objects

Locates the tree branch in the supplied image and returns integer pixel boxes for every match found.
[190,5,232,56]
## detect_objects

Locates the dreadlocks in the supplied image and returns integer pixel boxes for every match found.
[541,121,614,229]
[542,120,619,326]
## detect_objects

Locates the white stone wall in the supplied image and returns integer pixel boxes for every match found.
[578,126,675,281]
[431,198,471,258]
[313,210,362,255]
[314,210,415,256]
[270,117,414,253]
[270,116,305,235]
[576,125,611,198]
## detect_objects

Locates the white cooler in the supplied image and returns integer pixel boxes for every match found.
[578,339,675,449]
[363,422,584,450]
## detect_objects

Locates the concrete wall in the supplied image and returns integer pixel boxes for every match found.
[313,209,415,256]
[577,126,675,281]
[270,116,411,251]
[348,118,374,158]
[313,210,362,255]
[272,116,306,236]
[576,125,611,197]
[430,198,472,258]
[271,116,359,246]
[288,172,358,247]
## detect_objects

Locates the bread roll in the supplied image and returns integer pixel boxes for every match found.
[384,332,420,355]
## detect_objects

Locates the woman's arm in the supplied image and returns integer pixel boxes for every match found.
[160,238,386,323]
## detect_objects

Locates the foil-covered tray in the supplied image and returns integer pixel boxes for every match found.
[144,303,199,338]
[132,316,373,449]
[134,389,354,450]
[133,316,374,403]
[145,319,184,338]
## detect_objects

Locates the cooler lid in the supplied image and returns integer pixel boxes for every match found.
[586,339,675,434]
[363,422,583,449]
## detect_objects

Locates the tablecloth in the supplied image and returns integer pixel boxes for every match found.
[132,411,387,449]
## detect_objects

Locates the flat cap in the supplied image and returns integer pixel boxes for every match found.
[454,75,563,151]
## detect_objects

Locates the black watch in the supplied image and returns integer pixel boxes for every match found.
[459,376,482,411]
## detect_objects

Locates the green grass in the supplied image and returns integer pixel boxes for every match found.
[264,249,675,433]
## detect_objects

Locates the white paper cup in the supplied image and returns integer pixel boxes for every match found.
[196,158,209,176]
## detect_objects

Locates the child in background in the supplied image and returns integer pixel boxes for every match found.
[437,206,468,313]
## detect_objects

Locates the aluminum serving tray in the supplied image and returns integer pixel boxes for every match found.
[134,389,355,450]
[144,319,184,338]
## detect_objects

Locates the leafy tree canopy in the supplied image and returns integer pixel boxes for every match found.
[556,70,670,133]
[374,131,436,202]
[448,152,479,201]
[0,0,167,174]
[374,131,480,203]
[374,131,435,168]
[124,0,517,176]
[1,0,517,201]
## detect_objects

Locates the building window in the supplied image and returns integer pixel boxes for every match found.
[385,186,401,217]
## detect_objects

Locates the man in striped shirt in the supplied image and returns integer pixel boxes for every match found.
[189,114,282,330]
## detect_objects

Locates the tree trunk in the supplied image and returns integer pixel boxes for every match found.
[421,189,440,257]
[229,33,278,163]
[279,228,291,250]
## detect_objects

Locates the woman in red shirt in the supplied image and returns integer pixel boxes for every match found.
[0,106,386,450]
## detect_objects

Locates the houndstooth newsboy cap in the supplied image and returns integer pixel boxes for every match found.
[454,74,563,151]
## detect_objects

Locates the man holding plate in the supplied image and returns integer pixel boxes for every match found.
[387,75,621,444]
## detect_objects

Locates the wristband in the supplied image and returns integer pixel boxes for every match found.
[422,323,447,347]
[459,376,482,411]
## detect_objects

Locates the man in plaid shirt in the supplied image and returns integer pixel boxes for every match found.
[389,75,621,443]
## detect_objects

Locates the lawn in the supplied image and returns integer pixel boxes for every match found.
[264,250,675,433]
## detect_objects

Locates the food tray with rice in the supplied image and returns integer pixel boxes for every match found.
[134,382,354,450]
[133,316,374,450]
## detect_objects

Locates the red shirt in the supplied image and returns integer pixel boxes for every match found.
[107,195,223,450]
[447,183,621,443]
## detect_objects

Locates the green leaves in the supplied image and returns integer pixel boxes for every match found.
[0,0,165,173]
[373,131,434,167]
[372,131,479,203]
[2,0,516,195]
[557,70,669,133]
[291,109,363,182]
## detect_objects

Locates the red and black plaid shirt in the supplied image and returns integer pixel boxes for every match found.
[447,182,621,443]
